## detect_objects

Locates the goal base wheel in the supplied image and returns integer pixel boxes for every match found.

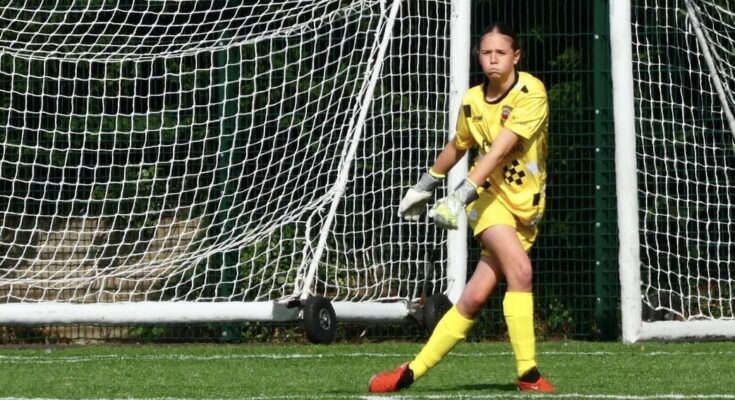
[423,293,452,333]
[303,296,337,344]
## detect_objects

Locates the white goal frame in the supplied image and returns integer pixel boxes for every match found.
[612,0,735,342]
[0,1,469,326]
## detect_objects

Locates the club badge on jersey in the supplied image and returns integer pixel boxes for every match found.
[501,105,513,125]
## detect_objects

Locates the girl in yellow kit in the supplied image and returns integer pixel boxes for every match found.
[368,22,554,393]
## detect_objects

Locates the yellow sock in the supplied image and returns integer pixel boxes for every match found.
[408,305,474,380]
[503,291,537,377]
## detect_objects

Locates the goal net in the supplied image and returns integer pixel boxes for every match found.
[615,0,735,341]
[0,1,454,324]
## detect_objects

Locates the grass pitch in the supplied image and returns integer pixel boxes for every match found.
[0,340,734,399]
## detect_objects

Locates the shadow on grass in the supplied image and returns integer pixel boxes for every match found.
[451,383,518,392]
[325,383,517,396]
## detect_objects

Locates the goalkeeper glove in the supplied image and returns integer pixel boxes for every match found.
[428,178,479,230]
[398,171,444,220]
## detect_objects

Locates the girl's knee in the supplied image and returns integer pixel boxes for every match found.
[456,292,487,319]
[507,256,533,291]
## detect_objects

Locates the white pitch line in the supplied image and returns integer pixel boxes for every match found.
[358,395,735,400]
[3,394,735,400]
[0,352,405,364]
[0,350,734,364]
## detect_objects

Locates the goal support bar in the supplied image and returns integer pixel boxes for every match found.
[636,320,735,341]
[0,302,411,324]
[297,0,402,300]
[683,0,735,140]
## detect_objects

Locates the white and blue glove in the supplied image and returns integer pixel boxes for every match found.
[428,178,478,230]
[398,171,444,220]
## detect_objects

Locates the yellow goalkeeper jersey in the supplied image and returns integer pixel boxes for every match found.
[454,71,549,225]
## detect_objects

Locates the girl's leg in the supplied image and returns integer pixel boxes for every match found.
[408,255,503,378]
[479,225,537,377]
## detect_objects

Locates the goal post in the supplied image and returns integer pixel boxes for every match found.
[0,1,466,329]
[612,0,735,342]
[611,0,643,342]
[445,0,471,304]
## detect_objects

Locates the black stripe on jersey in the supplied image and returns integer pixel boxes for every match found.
[533,192,541,206]
[521,85,529,93]
[463,104,472,118]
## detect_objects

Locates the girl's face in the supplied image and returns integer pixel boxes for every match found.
[477,31,520,83]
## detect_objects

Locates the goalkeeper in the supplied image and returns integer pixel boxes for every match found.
[368,22,554,393]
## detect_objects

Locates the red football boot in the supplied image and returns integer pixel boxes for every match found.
[368,362,414,393]
[517,368,555,393]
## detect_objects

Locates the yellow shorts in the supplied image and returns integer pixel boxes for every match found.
[465,189,539,254]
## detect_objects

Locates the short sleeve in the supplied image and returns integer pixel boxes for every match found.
[453,104,476,150]
[504,92,548,139]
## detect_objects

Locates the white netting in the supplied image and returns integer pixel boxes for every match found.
[0,1,451,306]
[632,0,735,321]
